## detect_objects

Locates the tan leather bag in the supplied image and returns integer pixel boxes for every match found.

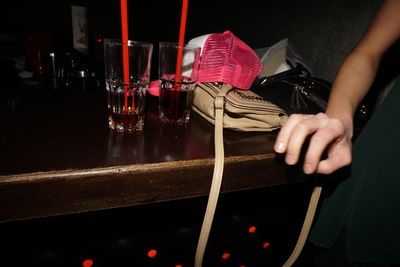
[192,82,322,267]
[192,82,288,132]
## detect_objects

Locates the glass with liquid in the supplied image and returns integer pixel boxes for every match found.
[104,39,153,132]
[158,42,200,126]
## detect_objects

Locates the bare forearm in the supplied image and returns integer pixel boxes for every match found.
[325,48,381,136]
[274,0,400,175]
[326,0,400,136]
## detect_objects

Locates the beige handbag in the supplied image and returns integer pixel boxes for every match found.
[192,82,322,267]
[192,82,288,131]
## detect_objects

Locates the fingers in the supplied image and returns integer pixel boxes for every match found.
[274,114,311,154]
[302,118,347,173]
[285,116,324,165]
[316,141,352,174]
[274,113,352,174]
[274,113,322,166]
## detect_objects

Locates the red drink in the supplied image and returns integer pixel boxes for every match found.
[158,78,195,125]
[106,80,147,132]
[109,112,141,131]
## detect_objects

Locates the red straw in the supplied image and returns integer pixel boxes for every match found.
[120,0,131,111]
[174,0,189,90]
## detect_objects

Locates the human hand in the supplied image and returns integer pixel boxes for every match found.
[274,113,353,174]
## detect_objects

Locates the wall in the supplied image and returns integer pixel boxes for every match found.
[1,0,393,83]
[185,0,385,82]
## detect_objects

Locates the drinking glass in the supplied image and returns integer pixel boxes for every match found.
[158,42,201,126]
[104,39,153,132]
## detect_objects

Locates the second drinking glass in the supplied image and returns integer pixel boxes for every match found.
[158,42,201,126]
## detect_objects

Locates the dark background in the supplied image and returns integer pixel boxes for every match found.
[2,0,398,116]
[0,1,398,266]
[0,0,390,82]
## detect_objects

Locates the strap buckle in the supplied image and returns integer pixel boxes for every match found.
[214,96,226,110]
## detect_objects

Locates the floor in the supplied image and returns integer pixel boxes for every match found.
[0,182,317,267]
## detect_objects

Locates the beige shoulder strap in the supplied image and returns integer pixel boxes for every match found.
[282,185,322,267]
[194,83,322,267]
[195,84,231,267]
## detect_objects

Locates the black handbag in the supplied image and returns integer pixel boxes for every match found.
[252,64,369,137]
[251,64,331,115]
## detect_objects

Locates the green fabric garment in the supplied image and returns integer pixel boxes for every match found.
[309,81,400,264]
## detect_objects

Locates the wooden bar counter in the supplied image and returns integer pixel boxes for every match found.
[0,87,306,223]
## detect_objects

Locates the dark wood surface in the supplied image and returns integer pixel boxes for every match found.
[0,87,306,223]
